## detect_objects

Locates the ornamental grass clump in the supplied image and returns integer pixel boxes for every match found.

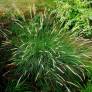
[9,6,92,92]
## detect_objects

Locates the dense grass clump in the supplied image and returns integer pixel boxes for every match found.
[7,7,92,92]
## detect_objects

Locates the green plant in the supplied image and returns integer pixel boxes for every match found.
[55,0,92,38]
[8,6,92,92]
[81,82,92,92]
[6,80,32,92]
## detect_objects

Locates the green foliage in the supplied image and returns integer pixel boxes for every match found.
[0,0,92,92]
[55,0,92,38]
[81,82,92,92]
[9,7,92,92]
[6,80,32,92]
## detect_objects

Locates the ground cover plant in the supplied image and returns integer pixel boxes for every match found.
[0,0,92,92]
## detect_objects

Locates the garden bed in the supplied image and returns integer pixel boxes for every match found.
[0,0,92,92]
